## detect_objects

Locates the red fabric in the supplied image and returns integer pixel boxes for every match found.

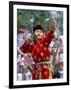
[32,64,50,79]
[42,67,49,79]
[32,31,55,63]
[20,42,34,53]
[20,31,55,79]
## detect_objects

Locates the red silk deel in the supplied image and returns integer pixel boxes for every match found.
[20,31,55,79]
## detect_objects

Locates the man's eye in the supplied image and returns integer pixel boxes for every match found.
[37,31,39,33]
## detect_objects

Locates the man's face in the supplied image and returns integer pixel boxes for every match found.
[19,28,25,33]
[34,29,44,39]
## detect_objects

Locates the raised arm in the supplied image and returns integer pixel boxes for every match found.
[40,18,57,47]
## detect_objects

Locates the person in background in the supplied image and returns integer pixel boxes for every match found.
[19,32,34,80]
[51,36,63,79]
[17,26,27,80]
[58,36,63,78]
[17,26,26,47]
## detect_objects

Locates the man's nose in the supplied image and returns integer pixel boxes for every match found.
[37,33,40,36]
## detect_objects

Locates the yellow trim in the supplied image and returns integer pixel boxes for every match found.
[36,61,50,64]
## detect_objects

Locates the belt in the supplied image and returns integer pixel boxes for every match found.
[36,61,50,65]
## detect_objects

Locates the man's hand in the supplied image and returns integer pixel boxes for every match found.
[24,53,32,57]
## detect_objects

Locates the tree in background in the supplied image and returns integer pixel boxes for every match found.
[17,9,63,35]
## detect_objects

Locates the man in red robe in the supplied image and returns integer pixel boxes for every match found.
[19,18,57,80]
[32,27,55,79]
